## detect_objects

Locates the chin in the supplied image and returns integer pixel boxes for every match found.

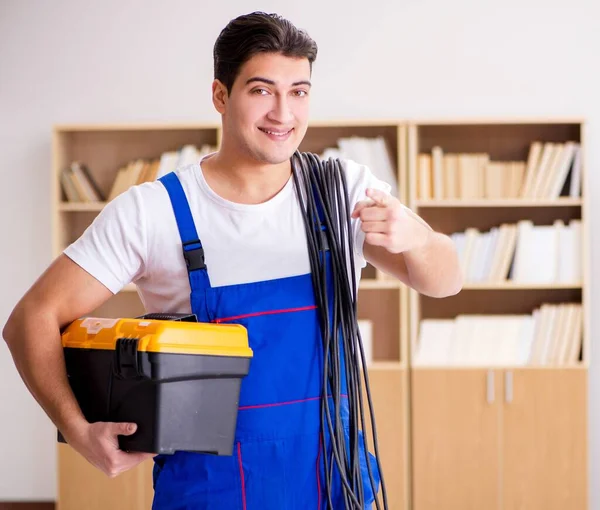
[253,147,296,165]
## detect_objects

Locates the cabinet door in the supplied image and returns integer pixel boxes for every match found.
[57,445,154,510]
[502,368,588,510]
[361,367,408,510]
[411,369,502,510]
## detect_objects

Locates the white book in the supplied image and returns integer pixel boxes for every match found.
[569,145,583,198]
[467,232,489,283]
[178,144,201,167]
[156,151,180,179]
[516,315,536,366]
[480,227,499,282]
[545,142,578,199]
[431,146,444,200]
[461,228,480,281]
[414,319,455,366]
[512,221,559,284]
[557,220,582,284]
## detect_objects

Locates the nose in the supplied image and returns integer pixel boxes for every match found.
[268,94,294,125]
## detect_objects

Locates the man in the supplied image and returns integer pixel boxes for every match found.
[3,11,462,510]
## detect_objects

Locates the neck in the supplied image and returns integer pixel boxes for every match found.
[203,141,292,205]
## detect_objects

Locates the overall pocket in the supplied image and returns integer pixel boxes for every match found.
[151,450,242,510]
[236,437,290,510]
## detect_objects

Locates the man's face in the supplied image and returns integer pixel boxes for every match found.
[220,52,312,165]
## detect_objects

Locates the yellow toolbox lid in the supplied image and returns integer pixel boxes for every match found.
[61,317,253,358]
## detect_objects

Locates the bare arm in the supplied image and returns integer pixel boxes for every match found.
[2,254,153,476]
[364,230,463,298]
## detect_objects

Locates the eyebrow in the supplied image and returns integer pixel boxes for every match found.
[245,77,312,87]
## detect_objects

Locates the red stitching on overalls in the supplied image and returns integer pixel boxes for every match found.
[238,394,348,411]
[212,305,317,323]
[237,442,247,510]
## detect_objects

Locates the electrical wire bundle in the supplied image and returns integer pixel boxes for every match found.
[291,151,388,510]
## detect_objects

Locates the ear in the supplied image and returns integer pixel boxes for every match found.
[212,79,228,114]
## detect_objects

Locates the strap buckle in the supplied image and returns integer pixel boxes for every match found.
[315,223,329,252]
[182,240,206,271]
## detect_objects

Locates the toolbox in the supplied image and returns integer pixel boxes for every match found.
[58,313,252,456]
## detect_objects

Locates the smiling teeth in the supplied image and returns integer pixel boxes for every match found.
[262,129,290,136]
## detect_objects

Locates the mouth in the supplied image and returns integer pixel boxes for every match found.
[258,127,294,141]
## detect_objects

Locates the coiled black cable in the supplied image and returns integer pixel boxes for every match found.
[291,151,388,510]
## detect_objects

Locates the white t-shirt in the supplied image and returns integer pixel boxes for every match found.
[63,157,392,314]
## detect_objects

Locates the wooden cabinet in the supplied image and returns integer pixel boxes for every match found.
[411,368,587,510]
[408,119,588,510]
[502,368,587,510]
[57,445,154,510]
[362,367,409,510]
[411,369,502,510]
[51,119,590,509]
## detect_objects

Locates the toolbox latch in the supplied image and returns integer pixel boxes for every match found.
[114,337,144,380]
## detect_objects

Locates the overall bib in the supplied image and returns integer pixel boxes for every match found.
[151,171,380,510]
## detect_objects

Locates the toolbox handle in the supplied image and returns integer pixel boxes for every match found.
[136,312,198,322]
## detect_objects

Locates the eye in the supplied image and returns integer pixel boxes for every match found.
[292,90,308,97]
[252,88,269,95]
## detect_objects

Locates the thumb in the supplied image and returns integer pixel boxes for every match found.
[114,422,138,436]
[365,187,390,206]
[351,199,374,218]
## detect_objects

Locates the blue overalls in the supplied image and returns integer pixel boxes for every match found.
[151,171,380,509]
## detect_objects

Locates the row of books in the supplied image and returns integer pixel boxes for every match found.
[451,219,582,284]
[60,162,104,203]
[417,141,582,200]
[320,136,398,197]
[107,144,217,201]
[60,144,217,203]
[60,137,398,203]
[414,302,583,367]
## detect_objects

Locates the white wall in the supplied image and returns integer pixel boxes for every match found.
[1,0,598,504]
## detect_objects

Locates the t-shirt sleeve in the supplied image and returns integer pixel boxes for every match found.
[342,159,394,267]
[62,186,147,294]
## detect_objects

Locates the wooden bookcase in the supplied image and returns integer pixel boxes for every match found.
[407,119,589,510]
[51,121,410,510]
[51,118,589,510]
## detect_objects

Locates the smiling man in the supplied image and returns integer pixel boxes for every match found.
[3,11,462,510]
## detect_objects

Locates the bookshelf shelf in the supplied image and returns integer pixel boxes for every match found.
[415,198,583,208]
[369,361,404,371]
[359,279,402,289]
[461,282,583,290]
[411,364,587,371]
[59,202,106,212]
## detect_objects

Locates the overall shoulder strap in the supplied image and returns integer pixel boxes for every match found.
[158,172,212,289]
[310,181,329,253]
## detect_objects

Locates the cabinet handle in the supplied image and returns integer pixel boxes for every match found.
[505,370,513,404]
[486,370,494,404]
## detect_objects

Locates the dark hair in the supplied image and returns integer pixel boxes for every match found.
[214,12,318,93]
